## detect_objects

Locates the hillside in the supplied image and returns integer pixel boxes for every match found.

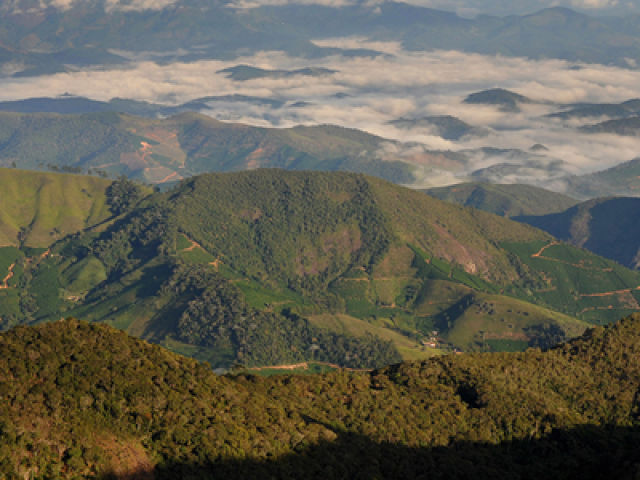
[0,111,421,185]
[4,169,640,368]
[2,315,640,477]
[562,158,640,199]
[515,197,640,270]
[0,168,114,247]
[423,182,579,217]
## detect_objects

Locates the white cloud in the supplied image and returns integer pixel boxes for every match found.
[4,39,640,189]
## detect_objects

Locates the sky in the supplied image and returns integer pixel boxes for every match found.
[3,37,640,189]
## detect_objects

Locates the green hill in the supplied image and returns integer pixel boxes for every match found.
[4,169,640,366]
[515,197,640,270]
[423,182,579,217]
[0,168,114,247]
[2,315,640,477]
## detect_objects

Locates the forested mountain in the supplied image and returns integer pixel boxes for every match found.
[516,197,640,270]
[0,111,421,185]
[2,314,640,478]
[3,2,640,73]
[3,168,640,370]
[423,182,579,217]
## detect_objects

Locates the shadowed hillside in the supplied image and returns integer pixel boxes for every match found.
[515,197,640,270]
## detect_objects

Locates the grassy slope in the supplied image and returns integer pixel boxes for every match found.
[307,313,440,360]
[0,168,113,247]
[424,182,579,217]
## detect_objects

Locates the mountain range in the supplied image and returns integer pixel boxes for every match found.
[3,2,640,75]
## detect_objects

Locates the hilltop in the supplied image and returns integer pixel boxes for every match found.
[463,89,536,112]
[1,315,640,477]
[423,182,579,217]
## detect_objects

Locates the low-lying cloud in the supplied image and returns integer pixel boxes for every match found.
[3,39,640,190]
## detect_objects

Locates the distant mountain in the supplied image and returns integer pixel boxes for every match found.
[0,95,286,116]
[467,149,567,183]
[1,3,640,75]
[0,111,422,185]
[547,99,640,120]
[389,115,491,140]
[423,182,578,217]
[562,158,640,199]
[581,116,640,135]
[463,88,536,113]
[217,65,337,81]
[515,197,640,270]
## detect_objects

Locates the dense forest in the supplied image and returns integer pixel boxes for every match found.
[1,315,640,478]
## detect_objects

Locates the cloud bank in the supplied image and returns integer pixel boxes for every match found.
[3,38,640,189]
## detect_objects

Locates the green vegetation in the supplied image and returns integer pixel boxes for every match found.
[2,169,636,366]
[424,182,579,217]
[0,111,423,185]
[501,241,640,324]
[2,315,640,477]
[0,168,113,247]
